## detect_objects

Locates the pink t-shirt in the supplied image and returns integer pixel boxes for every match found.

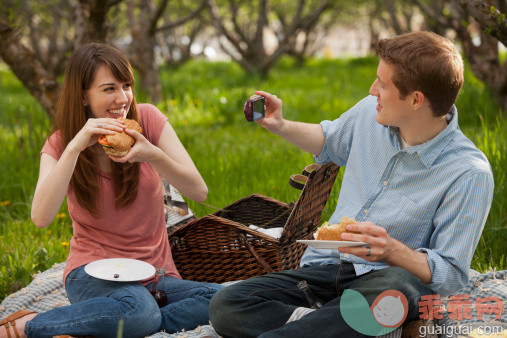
[41,104,181,285]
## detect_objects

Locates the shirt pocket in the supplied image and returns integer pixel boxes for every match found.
[374,192,433,245]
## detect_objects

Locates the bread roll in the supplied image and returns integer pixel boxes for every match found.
[314,217,360,241]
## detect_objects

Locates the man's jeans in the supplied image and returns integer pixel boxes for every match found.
[25,265,223,337]
[210,263,433,338]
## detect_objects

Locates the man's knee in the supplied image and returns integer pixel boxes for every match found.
[209,286,237,323]
[378,267,431,295]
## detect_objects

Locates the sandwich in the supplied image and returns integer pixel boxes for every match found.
[314,217,360,241]
[97,118,143,157]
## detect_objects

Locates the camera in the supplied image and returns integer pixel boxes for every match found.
[244,95,265,122]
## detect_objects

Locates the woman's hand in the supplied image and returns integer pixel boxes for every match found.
[69,118,126,153]
[108,128,159,163]
[338,221,392,262]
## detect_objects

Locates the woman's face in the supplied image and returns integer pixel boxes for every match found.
[83,65,133,119]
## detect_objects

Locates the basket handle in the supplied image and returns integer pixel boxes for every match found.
[289,164,321,190]
[238,233,275,274]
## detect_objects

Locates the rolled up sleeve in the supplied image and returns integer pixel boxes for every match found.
[417,171,494,296]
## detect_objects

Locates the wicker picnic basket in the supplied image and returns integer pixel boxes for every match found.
[168,162,340,283]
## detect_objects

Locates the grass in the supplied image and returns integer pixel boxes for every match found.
[0,57,505,301]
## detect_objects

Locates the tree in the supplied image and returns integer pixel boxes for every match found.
[271,0,359,64]
[156,8,211,67]
[206,0,342,75]
[0,0,124,117]
[124,0,206,102]
[21,0,75,77]
[0,16,60,117]
[414,0,507,112]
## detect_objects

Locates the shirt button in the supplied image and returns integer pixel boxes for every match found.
[383,181,388,186]
[364,209,369,214]
[344,254,349,259]
[397,153,402,157]
[415,153,419,157]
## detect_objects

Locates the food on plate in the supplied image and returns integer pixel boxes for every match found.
[314,217,360,241]
[97,118,143,157]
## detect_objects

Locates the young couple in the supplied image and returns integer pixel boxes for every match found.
[1,31,493,338]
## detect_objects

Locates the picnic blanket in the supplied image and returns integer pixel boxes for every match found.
[1,263,505,337]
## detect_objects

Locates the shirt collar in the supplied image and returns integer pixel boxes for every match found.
[389,105,458,168]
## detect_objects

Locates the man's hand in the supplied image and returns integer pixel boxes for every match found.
[339,221,391,262]
[253,91,285,134]
[250,90,325,156]
[339,221,433,284]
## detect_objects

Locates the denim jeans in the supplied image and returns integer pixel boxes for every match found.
[210,263,433,338]
[25,265,222,338]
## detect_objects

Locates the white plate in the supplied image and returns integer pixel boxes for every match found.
[84,258,156,282]
[297,240,368,249]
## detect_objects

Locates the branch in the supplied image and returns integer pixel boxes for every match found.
[456,0,507,45]
[107,0,125,7]
[413,0,450,27]
[298,0,331,31]
[150,0,169,35]
[254,0,267,46]
[230,0,249,44]
[38,0,67,18]
[206,0,248,58]
[157,0,206,32]
[0,18,60,116]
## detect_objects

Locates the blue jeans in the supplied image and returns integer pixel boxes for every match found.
[25,265,222,338]
[210,263,433,338]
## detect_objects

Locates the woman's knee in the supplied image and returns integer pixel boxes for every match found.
[117,292,162,336]
[197,282,224,300]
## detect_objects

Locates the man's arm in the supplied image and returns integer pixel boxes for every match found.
[340,170,494,294]
[339,222,432,284]
[254,91,325,156]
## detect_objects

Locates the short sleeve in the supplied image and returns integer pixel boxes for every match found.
[314,96,371,166]
[138,104,169,146]
[41,132,64,160]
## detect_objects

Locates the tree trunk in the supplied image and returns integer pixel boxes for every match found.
[415,0,507,112]
[130,34,163,103]
[0,19,60,117]
[78,0,110,43]
[126,0,162,103]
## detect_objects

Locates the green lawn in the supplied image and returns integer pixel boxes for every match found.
[0,57,505,301]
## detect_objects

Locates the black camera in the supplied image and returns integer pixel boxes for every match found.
[243,95,265,122]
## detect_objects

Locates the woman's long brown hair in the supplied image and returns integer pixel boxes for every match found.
[51,43,141,217]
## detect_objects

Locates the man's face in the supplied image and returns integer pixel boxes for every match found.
[369,60,412,127]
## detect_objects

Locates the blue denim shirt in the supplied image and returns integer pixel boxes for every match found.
[300,96,494,296]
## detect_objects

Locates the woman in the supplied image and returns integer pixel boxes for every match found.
[0,43,221,338]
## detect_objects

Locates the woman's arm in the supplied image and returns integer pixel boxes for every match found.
[31,146,80,228]
[31,118,125,228]
[113,121,208,202]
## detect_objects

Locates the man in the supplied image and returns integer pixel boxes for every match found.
[209,31,494,337]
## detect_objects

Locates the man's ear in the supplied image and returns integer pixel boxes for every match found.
[411,91,425,110]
